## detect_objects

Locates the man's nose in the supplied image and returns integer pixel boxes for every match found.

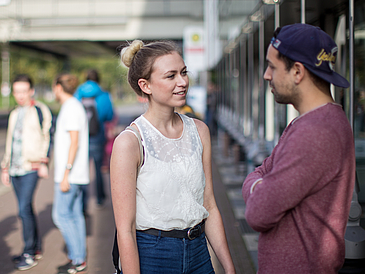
[263,67,271,81]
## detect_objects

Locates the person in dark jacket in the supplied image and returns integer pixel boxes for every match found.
[74,69,114,211]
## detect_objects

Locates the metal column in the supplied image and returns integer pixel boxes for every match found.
[342,0,365,264]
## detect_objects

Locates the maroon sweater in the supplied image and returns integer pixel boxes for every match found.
[242,104,355,274]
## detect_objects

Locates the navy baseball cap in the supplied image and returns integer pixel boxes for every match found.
[270,23,349,88]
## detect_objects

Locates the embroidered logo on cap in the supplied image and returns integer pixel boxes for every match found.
[316,47,337,71]
[271,38,281,49]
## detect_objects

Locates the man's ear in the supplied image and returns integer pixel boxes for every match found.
[53,84,61,94]
[138,79,151,95]
[292,62,305,84]
[54,83,65,96]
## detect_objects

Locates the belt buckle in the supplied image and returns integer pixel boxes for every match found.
[187,225,201,240]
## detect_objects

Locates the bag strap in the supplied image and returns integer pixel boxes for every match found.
[35,105,43,129]
[125,125,144,173]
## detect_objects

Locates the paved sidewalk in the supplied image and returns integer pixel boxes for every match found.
[0,162,116,274]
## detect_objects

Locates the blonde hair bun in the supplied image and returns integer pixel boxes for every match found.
[121,40,144,67]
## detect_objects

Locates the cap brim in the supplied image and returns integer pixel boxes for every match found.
[305,65,350,88]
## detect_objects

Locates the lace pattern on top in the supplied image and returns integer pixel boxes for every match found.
[133,114,209,230]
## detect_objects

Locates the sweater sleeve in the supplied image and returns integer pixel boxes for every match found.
[242,125,288,201]
[243,123,341,232]
[242,154,274,201]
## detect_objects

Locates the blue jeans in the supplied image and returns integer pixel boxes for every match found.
[52,183,86,264]
[122,231,214,274]
[11,171,40,255]
[89,142,105,205]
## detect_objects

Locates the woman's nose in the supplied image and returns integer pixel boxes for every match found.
[177,74,188,86]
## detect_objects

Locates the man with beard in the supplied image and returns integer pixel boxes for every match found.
[242,24,355,274]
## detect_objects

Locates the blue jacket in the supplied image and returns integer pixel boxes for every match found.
[74,80,114,144]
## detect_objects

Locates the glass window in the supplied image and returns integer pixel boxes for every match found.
[354,0,365,204]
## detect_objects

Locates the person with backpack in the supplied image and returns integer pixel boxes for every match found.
[1,74,52,271]
[74,69,114,211]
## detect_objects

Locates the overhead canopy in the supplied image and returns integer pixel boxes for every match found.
[0,0,257,58]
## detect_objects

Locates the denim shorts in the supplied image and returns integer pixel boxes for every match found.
[134,230,215,274]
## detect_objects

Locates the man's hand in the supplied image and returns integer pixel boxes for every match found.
[38,164,49,179]
[1,170,10,187]
[60,178,70,192]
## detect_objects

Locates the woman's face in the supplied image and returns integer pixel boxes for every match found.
[146,52,189,108]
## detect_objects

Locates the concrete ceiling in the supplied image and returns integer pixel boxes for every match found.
[0,0,258,58]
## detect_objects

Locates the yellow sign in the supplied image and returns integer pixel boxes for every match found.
[192,33,200,42]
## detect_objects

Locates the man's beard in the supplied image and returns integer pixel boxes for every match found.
[272,83,300,106]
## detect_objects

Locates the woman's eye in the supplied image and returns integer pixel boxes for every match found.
[181,70,188,76]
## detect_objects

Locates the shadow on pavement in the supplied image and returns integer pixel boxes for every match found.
[0,216,18,274]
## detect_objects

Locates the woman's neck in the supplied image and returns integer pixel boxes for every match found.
[143,107,183,139]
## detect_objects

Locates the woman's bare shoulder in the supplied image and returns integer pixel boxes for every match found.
[192,118,210,140]
[113,127,140,152]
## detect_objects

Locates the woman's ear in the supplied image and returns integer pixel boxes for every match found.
[138,79,151,95]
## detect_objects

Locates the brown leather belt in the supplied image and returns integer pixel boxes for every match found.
[138,220,206,240]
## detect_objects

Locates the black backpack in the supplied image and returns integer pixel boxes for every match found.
[35,105,55,158]
[81,97,99,136]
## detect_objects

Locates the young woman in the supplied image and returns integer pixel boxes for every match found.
[111,40,235,274]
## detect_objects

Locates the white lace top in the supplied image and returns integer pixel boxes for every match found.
[133,114,209,231]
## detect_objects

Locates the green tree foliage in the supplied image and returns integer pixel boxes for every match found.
[0,43,135,110]
[9,45,63,90]
[69,55,134,101]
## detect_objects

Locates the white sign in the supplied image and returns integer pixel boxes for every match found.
[0,0,11,6]
[187,86,207,120]
[183,26,205,76]
[1,82,10,97]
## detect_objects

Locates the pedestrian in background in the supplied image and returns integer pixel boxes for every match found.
[52,73,89,274]
[1,74,52,270]
[242,24,355,274]
[74,69,114,211]
[102,111,119,173]
[205,82,218,136]
[111,40,235,274]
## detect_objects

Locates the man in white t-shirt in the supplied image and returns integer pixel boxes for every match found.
[51,74,89,274]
